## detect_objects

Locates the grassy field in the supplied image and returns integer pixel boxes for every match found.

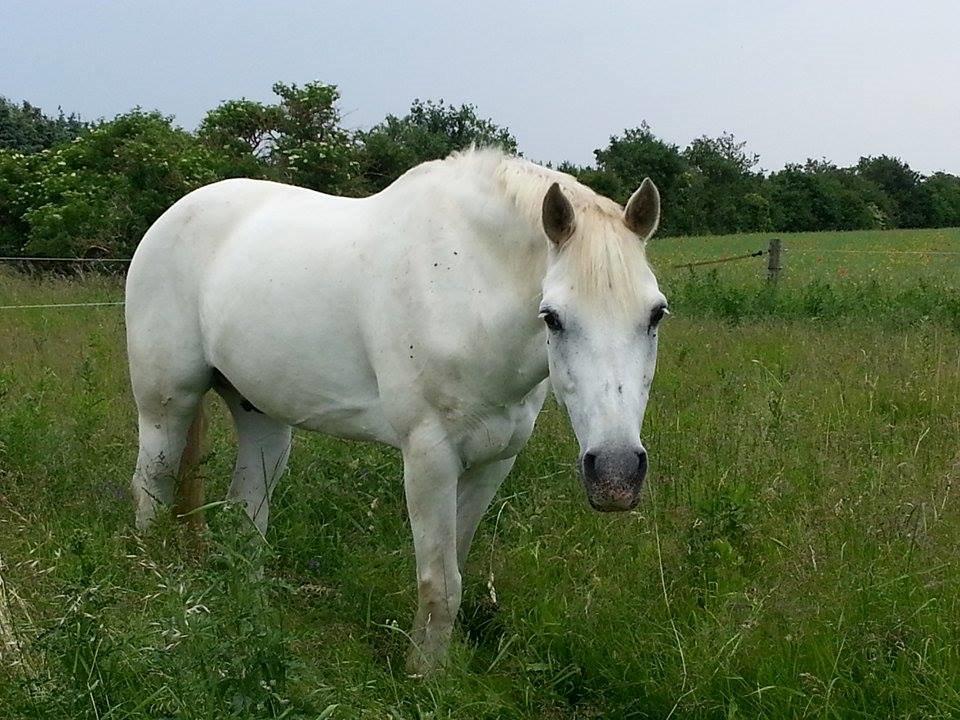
[2,228,960,718]
[652,227,960,285]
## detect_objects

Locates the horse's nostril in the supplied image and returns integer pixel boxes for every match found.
[582,452,598,480]
[636,450,648,479]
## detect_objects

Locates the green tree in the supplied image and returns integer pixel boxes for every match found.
[764,160,889,232]
[0,97,87,153]
[922,172,960,228]
[356,99,517,193]
[680,133,767,234]
[197,99,282,178]
[592,123,688,233]
[856,155,929,227]
[556,161,625,202]
[764,164,822,232]
[270,81,357,194]
[199,81,358,193]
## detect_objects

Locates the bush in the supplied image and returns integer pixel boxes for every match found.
[5,111,222,258]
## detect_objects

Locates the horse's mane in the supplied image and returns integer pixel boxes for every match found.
[440,147,655,310]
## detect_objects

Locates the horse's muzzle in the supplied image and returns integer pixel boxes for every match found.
[580,446,647,512]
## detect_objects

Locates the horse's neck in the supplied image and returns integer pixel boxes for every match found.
[460,179,551,383]
[386,161,546,289]
[396,164,551,386]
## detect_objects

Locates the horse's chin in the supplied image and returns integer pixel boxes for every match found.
[583,486,643,513]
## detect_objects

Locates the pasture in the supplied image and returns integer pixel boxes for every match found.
[2,227,960,719]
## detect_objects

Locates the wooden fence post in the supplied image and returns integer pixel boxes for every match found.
[767,238,782,283]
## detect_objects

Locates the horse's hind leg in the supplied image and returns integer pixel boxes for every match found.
[131,388,206,530]
[217,383,291,536]
[128,324,211,530]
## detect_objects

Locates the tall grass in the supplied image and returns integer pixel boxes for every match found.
[667,270,960,330]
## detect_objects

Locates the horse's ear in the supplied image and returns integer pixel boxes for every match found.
[542,182,576,246]
[624,177,660,240]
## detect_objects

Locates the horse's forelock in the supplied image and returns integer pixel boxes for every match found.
[552,221,654,313]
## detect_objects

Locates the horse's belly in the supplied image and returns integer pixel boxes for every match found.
[292,403,400,446]
[213,355,400,445]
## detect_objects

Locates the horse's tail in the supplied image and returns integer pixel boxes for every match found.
[174,399,208,529]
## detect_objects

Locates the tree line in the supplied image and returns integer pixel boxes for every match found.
[1,80,958,258]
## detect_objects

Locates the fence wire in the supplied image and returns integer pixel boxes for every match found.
[0,301,124,310]
[670,249,766,269]
[789,249,960,255]
[2,242,957,311]
[0,256,132,263]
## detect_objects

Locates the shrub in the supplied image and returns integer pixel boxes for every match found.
[8,111,222,257]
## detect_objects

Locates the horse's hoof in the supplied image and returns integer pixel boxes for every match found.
[405,644,446,677]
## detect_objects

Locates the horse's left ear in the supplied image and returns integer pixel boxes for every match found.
[624,178,660,240]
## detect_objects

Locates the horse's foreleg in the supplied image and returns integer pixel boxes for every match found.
[402,426,463,675]
[456,457,516,572]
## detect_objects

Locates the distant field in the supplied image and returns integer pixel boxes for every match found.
[651,226,960,287]
[2,229,960,718]
[648,227,960,328]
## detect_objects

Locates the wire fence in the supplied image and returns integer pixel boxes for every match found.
[670,238,782,281]
[0,256,131,310]
[788,249,960,256]
[0,256,132,263]
[670,248,765,269]
[1,239,957,311]
[0,301,125,311]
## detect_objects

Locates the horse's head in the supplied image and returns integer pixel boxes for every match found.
[539,179,665,512]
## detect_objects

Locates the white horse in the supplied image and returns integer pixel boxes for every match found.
[125,148,666,673]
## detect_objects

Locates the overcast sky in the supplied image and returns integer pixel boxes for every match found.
[2,0,958,174]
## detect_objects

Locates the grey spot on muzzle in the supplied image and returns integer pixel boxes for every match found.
[580,446,647,512]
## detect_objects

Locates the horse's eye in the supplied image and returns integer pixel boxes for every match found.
[540,309,564,333]
[649,304,669,329]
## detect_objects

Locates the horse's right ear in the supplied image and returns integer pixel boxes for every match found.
[542,182,576,246]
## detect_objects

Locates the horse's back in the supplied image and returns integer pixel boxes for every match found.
[129,179,320,282]
[126,178,362,320]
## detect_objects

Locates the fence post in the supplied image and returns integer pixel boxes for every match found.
[767,238,782,283]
